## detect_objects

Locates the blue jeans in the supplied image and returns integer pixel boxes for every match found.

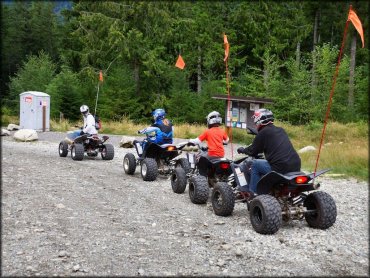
[249,159,272,193]
[67,130,82,140]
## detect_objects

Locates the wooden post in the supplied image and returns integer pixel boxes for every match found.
[42,106,46,132]
[225,126,232,138]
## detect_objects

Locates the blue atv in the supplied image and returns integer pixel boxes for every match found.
[123,134,191,191]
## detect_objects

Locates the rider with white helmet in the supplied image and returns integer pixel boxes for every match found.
[189,111,229,159]
[66,105,98,142]
[80,105,97,135]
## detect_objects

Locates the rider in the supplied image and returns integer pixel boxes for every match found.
[138,108,174,155]
[68,105,98,141]
[237,108,301,196]
[189,111,229,160]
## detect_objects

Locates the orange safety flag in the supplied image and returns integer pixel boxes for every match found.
[224,34,229,62]
[99,70,103,82]
[175,55,185,69]
[347,7,365,48]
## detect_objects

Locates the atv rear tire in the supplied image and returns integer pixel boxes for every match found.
[123,153,136,175]
[58,141,68,157]
[141,158,158,181]
[171,168,187,194]
[71,144,84,161]
[249,195,282,235]
[189,176,209,204]
[211,182,235,216]
[176,158,191,174]
[304,191,337,229]
[101,144,114,160]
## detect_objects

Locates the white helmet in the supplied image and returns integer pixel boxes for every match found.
[80,105,89,114]
[206,111,222,126]
[252,108,274,127]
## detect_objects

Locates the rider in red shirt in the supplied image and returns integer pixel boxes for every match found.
[189,111,229,159]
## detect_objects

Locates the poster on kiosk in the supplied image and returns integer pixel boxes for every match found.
[19,91,50,131]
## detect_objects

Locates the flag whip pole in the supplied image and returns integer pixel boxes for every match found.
[313,9,351,181]
[224,34,233,159]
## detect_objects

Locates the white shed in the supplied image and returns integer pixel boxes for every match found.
[19,91,50,131]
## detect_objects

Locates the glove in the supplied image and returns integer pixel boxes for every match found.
[138,130,141,134]
[237,147,246,154]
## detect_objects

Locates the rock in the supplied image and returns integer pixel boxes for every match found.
[72,265,80,272]
[235,249,243,257]
[13,129,38,142]
[119,136,134,148]
[215,220,225,225]
[7,124,20,131]
[221,244,232,251]
[138,268,145,275]
[298,145,316,153]
[58,250,69,257]
[56,203,66,209]
[1,129,10,136]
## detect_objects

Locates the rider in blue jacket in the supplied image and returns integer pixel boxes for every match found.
[138,108,174,155]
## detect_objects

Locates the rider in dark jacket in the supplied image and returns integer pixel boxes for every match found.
[237,109,301,195]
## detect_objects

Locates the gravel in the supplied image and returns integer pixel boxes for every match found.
[1,131,369,277]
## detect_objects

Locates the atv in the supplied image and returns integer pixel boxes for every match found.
[123,138,191,190]
[210,127,337,235]
[183,144,233,205]
[58,133,114,161]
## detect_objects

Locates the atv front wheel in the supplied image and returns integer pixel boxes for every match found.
[176,158,191,174]
[211,182,235,216]
[123,153,136,175]
[249,195,282,235]
[71,144,84,161]
[58,141,68,157]
[304,191,337,229]
[189,176,209,204]
[101,144,114,160]
[141,158,158,181]
[171,168,187,194]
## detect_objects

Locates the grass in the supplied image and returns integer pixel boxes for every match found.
[4,116,369,182]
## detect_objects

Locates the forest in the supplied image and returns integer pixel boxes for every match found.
[1,1,368,124]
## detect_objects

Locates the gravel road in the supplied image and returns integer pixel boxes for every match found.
[1,131,369,277]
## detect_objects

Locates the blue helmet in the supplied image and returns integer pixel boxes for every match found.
[152,108,166,121]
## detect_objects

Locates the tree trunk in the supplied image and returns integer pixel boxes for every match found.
[133,59,140,96]
[348,33,356,108]
[311,8,320,93]
[197,45,202,94]
[296,41,301,69]
[263,66,269,90]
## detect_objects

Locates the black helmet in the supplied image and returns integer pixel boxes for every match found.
[252,108,274,128]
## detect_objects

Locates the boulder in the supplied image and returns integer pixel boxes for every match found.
[7,124,20,131]
[13,129,38,142]
[1,129,10,136]
[119,136,134,148]
[298,145,316,153]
